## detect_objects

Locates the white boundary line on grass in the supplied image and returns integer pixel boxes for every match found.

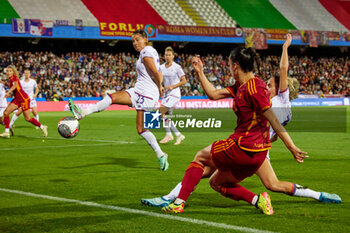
[20,136,134,144]
[0,188,276,233]
[0,143,119,151]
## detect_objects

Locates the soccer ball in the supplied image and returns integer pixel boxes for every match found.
[57,117,80,138]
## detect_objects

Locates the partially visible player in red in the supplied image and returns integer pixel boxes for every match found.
[161,47,307,215]
[0,66,47,138]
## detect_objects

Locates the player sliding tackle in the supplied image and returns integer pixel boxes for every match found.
[142,36,341,215]
[68,29,169,171]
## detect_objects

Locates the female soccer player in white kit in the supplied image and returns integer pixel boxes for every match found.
[9,69,40,133]
[0,79,7,125]
[69,29,169,171]
[141,34,341,208]
[159,47,187,145]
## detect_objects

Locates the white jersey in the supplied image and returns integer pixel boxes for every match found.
[134,46,160,100]
[160,62,185,98]
[20,78,37,99]
[0,83,7,108]
[270,88,292,138]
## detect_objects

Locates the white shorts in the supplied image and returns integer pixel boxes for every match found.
[0,107,5,117]
[126,88,158,111]
[161,95,180,109]
[30,99,37,108]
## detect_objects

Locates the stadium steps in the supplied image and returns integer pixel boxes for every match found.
[175,0,208,26]
[82,0,167,25]
[189,0,237,28]
[147,0,196,26]
[319,0,350,31]
[269,0,348,31]
[0,0,19,24]
[8,0,99,26]
[216,0,296,29]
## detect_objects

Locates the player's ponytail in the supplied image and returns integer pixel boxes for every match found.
[288,77,299,101]
[229,46,256,72]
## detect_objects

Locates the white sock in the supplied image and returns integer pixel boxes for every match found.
[40,125,44,130]
[9,114,19,127]
[5,128,9,133]
[163,116,172,136]
[140,130,164,158]
[292,184,321,200]
[36,114,39,121]
[85,95,112,116]
[163,182,182,201]
[251,195,258,206]
[171,121,181,137]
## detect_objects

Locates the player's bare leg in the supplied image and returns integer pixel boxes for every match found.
[69,91,132,120]
[256,158,341,203]
[9,107,22,135]
[23,110,47,137]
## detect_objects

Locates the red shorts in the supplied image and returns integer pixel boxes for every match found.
[11,98,30,111]
[210,137,267,182]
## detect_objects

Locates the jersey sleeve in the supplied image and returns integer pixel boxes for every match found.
[176,65,185,78]
[278,88,289,104]
[226,81,238,97]
[249,80,271,111]
[140,46,155,60]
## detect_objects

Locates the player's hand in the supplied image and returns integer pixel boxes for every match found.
[159,86,165,97]
[283,34,292,48]
[165,86,173,91]
[4,92,10,98]
[191,55,203,73]
[290,145,308,163]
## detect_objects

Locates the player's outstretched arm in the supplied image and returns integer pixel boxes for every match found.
[191,56,232,100]
[263,108,308,163]
[279,34,292,91]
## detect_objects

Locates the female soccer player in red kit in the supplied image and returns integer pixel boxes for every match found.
[161,47,307,215]
[0,66,47,138]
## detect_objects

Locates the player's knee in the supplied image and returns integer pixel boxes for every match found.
[209,177,220,192]
[264,180,280,192]
[24,116,31,121]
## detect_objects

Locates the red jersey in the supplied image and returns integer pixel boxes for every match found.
[9,75,29,101]
[226,76,272,152]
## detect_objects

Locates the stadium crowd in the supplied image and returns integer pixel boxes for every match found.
[0,51,349,100]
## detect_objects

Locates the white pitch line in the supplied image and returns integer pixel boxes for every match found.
[20,135,134,144]
[0,143,118,151]
[0,188,275,233]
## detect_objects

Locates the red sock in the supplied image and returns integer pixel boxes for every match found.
[220,184,256,204]
[178,162,204,201]
[29,118,41,127]
[4,114,10,128]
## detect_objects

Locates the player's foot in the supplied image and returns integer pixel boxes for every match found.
[158,153,169,171]
[0,131,10,138]
[174,134,185,145]
[161,202,184,213]
[41,125,48,137]
[9,126,14,136]
[256,192,274,215]
[319,192,342,203]
[160,135,173,144]
[141,197,172,207]
[68,99,84,120]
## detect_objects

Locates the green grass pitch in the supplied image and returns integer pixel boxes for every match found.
[0,107,349,233]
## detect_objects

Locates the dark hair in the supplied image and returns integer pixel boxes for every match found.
[132,29,147,39]
[229,47,255,72]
